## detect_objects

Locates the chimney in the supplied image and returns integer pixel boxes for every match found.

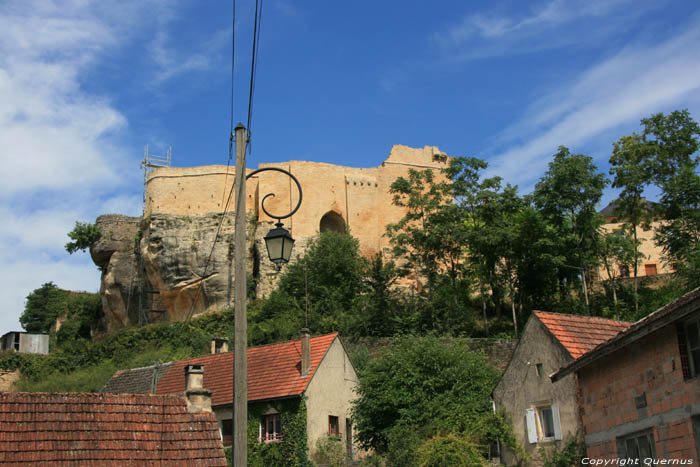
[211,336,230,354]
[301,328,311,377]
[184,364,212,413]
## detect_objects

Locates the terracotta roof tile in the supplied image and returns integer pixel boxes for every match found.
[0,392,227,465]
[101,362,173,395]
[155,333,337,406]
[534,311,632,359]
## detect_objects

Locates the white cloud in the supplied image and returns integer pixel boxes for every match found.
[0,0,225,333]
[484,14,700,191]
[435,0,651,60]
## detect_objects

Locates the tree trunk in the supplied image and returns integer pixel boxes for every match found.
[633,224,639,315]
[479,275,489,336]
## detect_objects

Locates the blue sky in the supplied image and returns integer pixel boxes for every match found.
[2,0,700,333]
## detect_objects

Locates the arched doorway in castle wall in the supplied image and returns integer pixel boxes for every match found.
[319,211,347,234]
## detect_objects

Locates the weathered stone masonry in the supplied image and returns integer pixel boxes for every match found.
[91,145,451,331]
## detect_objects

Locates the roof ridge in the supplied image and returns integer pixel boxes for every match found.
[534,310,632,324]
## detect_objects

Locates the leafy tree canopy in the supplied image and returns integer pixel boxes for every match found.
[65,221,101,254]
[351,336,499,454]
[20,282,69,333]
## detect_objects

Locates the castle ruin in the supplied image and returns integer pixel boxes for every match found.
[90,145,451,331]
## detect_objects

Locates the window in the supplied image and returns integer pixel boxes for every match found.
[617,430,655,461]
[329,415,339,438]
[536,363,543,377]
[346,418,353,458]
[13,334,19,351]
[619,265,630,277]
[679,316,700,378]
[525,405,562,443]
[220,419,232,446]
[644,263,657,276]
[261,414,282,442]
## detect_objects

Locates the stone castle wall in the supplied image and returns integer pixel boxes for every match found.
[144,145,451,257]
[92,145,452,331]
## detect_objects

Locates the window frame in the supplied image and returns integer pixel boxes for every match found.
[328,415,340,439]
[526,404,562,444]
[220,419,233,446]
[684,316,700,378]
[261,413,283,443]
[616,429,655,461]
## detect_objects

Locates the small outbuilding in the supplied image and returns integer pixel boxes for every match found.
[0,331,49,354]
[492,311,630,464]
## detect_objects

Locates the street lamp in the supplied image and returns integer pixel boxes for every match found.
[233,124,302,466]
[263,222,295,268]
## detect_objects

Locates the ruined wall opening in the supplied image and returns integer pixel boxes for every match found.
[320,211,347,234]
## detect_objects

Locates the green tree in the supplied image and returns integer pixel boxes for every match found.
[20,282,69,333]
[533,146,608,311]
[596,230,639,314]
[417,433,485,467]
[609,133,655,313]
[356,254,403,337]
[623,109,700,287]
[251,231,366,343]
[446,157,504,332]
[65,221,101,254]
[386,166,474,333]
[351,337,499,455]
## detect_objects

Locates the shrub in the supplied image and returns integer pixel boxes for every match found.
[311,436,348,467]
[417,433,485,467]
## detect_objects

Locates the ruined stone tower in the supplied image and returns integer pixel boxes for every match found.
[91,145,451,332]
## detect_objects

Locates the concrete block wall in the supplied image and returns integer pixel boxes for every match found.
[578,323,700,460]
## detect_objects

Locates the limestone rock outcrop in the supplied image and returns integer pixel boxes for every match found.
[90,145,452,331]
[90,213,306,332]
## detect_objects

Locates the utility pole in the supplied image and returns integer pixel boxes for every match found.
[233,122,247,466]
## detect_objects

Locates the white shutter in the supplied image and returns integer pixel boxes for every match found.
[526,408,538,444]
[552,404,562,440]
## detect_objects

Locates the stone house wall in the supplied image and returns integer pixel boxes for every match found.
[492,318,579,465]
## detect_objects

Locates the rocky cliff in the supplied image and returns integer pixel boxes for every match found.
[91,213,308,333]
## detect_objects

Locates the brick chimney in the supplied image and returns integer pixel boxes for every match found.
[301,328,311,377]
[184,364,212,413]
[211,336,230,354]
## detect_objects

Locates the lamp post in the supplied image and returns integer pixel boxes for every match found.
[233,123,302,466]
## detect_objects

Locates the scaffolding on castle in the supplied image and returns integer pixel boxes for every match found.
[137,144,172,325]
[141,144,172,204]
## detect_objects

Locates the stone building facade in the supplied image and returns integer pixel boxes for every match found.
[144,144,450,257]
[91,145,451,331]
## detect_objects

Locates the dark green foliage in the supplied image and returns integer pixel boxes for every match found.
[351,336,500,455]
[252,231,366,344]
[2,307,240,392]
[65,221,101,254]
[310,436,349,467]
[247,398,310,467]
[539,434,586,467]
[417,433,486,467]
[20,282,68,333]
[386,423,422,467]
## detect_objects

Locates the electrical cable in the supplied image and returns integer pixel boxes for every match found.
[185,0,238,322]
[246,0,263,149]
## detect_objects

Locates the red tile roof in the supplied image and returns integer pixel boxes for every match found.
[534,311,632,359]
[552,286,700,381]
[0,392,226,466]
[155,333,338,406]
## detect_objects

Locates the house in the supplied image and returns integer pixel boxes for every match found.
[597,200,673,280]
[492,311,631,465]
[104,330,361,462]
[0,331,49,354]
[0,366,226,465]
[552,287,700,462]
